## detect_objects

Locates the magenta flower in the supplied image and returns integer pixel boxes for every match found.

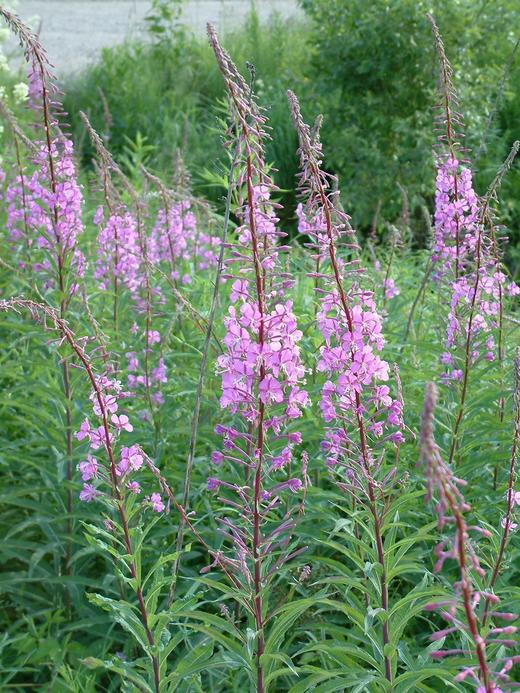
[148,198,220,280]
[206,28,311,691]
[76,418,91,442]
[94,212,143,295]
[77,455,98,481]
[74,374,161,506]
[147,330,161,346]
[149,493,165,513]
[111,414,133,432]
[289,89,405,686]
[383,278,400,300]
[127,481,141,495]
[207,477,221,491]
[6,137,85,295]
[79,483,97,503]
[289,93,403,471]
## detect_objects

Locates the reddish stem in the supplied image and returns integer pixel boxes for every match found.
[246,149,266,693]
[482,383,519,626]
[443,482,492,691]
[47,309,161,693]
[311,162,392,682]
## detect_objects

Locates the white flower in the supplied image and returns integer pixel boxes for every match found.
[0,53,9,73]
[13,82,29,103]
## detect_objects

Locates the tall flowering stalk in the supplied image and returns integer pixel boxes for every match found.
[0,97,38,282]
[428,16,519,467]
[1,9,85,578]
[81,113,165,442]
[0,298,166,692]
[482,350,520,626]
[288,90,404,684]
[207,26,309,692]
[480,142,520,438]
[420,382,518,692]
[428,13,466,283]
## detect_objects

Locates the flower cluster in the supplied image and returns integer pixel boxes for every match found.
[289,91,404,685]
[428,18,519,383]
[94,208,142,295]
[5,136,85,291]
[289,91,404,479]
[76,374,165,513]
[432,158,480,281]
[210,182,309,506]
[208,27,309,507]
[149,200,220,284]
[434,158,519,382]
[420,382,518,692]
[93,204,168,411]
[295,201,328,257]
[126,334,168,409]
[205,30,312,690]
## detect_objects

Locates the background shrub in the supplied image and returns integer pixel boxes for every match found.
[65,1,520,265]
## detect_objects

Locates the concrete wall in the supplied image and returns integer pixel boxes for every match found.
[10,1,301,75]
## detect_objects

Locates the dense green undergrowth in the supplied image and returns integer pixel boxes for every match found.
[1,236,519,690]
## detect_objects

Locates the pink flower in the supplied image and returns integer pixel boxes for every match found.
[126,352,139,371]
[501,516,518,531]
[79,483,97,502]
[259,375,284,405]
[230,279,249,303]
[118,445,143,475]
[76,418,91,441]
[127,481,141,494]
[111,414,133,432]
[287,478,303,493]
[77,454,98,481]
[151,358,167,384]
[152,391,164,406]
[93,205,104,225]
[150,492,165,512]
[383,278,400,300]
[147,330,161,346]
[271,446,292,470]
[211,451,224,465]
[207,477,221,491]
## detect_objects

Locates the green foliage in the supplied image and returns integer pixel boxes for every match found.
[300,0,520,230]
[145,0,186,45]
[63,7,309,228]
[64,2,520,257]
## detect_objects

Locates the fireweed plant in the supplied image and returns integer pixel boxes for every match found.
[81,111,221,448]
[1,7,520,693]
[0,8,85,579]
[200,25,311,693]
[428,15,520,468]
[420,382,519,692]
[81,112,163,430]
[0,298,174,692]
[288,90,405,685]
